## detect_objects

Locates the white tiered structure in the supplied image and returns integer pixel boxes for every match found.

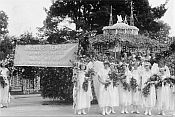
[102,15,139,35]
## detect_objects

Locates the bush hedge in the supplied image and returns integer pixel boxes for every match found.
[40,67,73,103]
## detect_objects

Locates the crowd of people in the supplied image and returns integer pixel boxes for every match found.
[72,51,175,116]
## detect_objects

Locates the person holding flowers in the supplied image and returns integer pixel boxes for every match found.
[0,61,10,108]
[74,63,93,115]
[119,62,132,114]
[108,62,119,114]
[130,62,141,114]
[155,58,171,115]
[97,61,112,115]
[141,61,156,116]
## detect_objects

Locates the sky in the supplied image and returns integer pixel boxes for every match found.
[0,0,174,37]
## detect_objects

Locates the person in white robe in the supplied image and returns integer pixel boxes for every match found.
[119,63,132,114]
[97,61,112,115]
[130,62,141,114]
[108,62,119,114]
[153,59,171,115]
[90,58,104,102]
[141,62,156,116]
[74,64,93,115]
[0,62,10,108]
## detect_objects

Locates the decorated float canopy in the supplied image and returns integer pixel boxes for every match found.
[89,15,168,49]
[89,33,167,48]
[102,15,139,35]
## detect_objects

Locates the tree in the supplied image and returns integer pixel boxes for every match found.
[43,0,167,34]
[0,11,9,60]
[0,11,8,37]
[148,21,171,42]
[0,36,13,61]
[17,32,40,45]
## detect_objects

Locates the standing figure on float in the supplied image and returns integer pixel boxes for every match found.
[0,61,10,108]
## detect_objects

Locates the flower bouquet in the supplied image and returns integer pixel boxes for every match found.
[142,76,156,97]
[82,79,89,92]
[108,71,120,87]
[0,75,7,88]
[130,77,138,92]
[121,79,130,91]
[142,83,151,97]
[151,74,162,89]
[162,76,175,87]
[104,80,111,90]
[85,68,95,78]
[104,74,111,90]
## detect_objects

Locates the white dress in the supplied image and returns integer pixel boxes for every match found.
[91,60,104,101]
[155,66,171,110]
[119,68,132,106]
[131,69,141,106]
[0,67,10,104]
[170,85,175,111]
[97,68,111,108]
[141,69,156,108]
[109,63,119,107]
[111,83,119,107]
[75,70,92,110]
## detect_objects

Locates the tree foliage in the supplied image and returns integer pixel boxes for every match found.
[40,67,73,102]
[44,0,167,34]
[0,11,8,37]
[0,36,13,60]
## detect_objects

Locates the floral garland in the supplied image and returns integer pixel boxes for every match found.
[130,77,138,92]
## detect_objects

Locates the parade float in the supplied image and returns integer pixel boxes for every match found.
[88,14,168,58]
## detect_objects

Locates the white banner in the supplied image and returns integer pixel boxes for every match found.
[14,44,78,67]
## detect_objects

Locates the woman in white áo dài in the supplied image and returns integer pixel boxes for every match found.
[74,64,93,115]
[141,61,156,116]
[97,61,112,115]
